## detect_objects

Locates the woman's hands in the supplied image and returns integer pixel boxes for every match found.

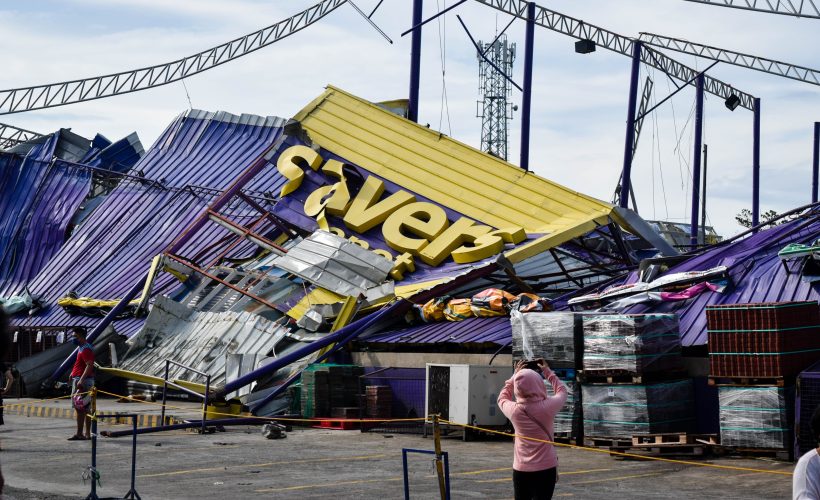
[514,358,551,373]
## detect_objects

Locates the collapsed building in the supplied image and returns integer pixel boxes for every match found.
[3,86,818,459]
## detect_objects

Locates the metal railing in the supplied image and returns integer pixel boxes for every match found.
[159,359,211,435]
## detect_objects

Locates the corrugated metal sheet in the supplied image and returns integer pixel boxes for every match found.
[120,296,288,386]
[600,213,820,346]
[0,133,91,297]
[12,110,287,335]
[271,231,393,297]
[360,316,511,345]
[293,86,667,263]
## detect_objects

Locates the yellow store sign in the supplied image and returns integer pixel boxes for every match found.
[276,145,527,280]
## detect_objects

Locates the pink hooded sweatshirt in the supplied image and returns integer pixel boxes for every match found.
[497,367,567,472]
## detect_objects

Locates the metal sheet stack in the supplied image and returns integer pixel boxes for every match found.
[580,314,692,438]
[707,301,820,378]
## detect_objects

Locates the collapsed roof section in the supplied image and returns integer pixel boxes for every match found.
[0,129,143,302]
[13,110,286,333]
[557,207,820,346]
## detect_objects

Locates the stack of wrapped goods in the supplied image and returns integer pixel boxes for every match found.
[511,311,585,441]
[580,314,694,441]
[707,301,820,458]
[797,360,820,458]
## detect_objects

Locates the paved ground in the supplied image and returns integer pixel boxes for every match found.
[0,402,795,499]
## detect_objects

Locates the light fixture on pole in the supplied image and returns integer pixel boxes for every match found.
[724,94,741,111]
[575,39,596,54]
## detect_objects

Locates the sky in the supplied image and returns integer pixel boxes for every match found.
[2,0,819,238]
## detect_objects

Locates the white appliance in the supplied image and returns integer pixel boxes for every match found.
[424,364,511,426]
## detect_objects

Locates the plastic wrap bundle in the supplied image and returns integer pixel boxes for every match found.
[719,386,794,449]
[582,314,684,374]
[797,360,820,456]
[546,374,581,437]
[511,311,583,368]
[582,380,694,437]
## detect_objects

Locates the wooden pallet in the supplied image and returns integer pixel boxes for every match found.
[631,432,718,446]
[584,436,633,449]
[707,376,788,387]
[715,446,792,461]
[610,444,708,458]
[553,432,580,445]
[579,369,688,384]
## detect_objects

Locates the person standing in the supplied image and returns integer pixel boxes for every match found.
[68,327,94,441]
[794,404,820,499]
[498,359,567,500]
[0,358,13,427]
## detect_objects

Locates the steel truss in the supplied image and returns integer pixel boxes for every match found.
[0,123,44,149]
[639,32,820,87]
[473,0,756,110]
[0,0,348,115]
[683,0,820,19]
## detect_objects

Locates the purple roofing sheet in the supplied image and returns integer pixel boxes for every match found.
[361,316,511,345]
[12,110,286,335]
[0,134,92,297]
[590,213,820,346]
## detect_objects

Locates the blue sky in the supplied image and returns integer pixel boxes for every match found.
[2,0,819,237]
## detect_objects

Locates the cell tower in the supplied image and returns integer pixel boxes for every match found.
[476,35,516,160]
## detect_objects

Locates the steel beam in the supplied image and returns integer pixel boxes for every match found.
[753,97,761,230]
[690,74,705,247]
[408,0,423,122]
[814,122,819,204]
[519,2,535,171]
[620,41,642,209]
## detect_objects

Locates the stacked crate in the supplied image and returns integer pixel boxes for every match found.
[365,385,393,419]
[580,314,694,439]
[707,301,820,455]
[797,360,820,457]
[511,311,585,440]
[301,364,364,418]
[707,301,820,379]
[301,369,330,418]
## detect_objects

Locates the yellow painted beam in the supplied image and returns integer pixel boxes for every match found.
[98,367,206,394]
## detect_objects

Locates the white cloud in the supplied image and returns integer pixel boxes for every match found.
[2,0,819,238]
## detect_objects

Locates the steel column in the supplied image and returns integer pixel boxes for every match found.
[620,41,642,208]
[519,1,535,171]
[813,122,819,203]
[753,98,761,230]
[690,74,704,247]
[408,0,423,123]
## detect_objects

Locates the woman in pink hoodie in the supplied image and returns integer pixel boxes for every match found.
[497,359,568,500]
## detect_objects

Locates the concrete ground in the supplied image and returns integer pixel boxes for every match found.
[0,401,795,500]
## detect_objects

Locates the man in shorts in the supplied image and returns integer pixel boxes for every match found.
[68,327,94,441]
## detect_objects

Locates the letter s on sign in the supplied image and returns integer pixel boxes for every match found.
[276,145,323,197]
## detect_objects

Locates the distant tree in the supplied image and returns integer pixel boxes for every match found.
[735,208,783,228]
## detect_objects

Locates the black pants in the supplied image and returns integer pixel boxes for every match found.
[513,467,557,500]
